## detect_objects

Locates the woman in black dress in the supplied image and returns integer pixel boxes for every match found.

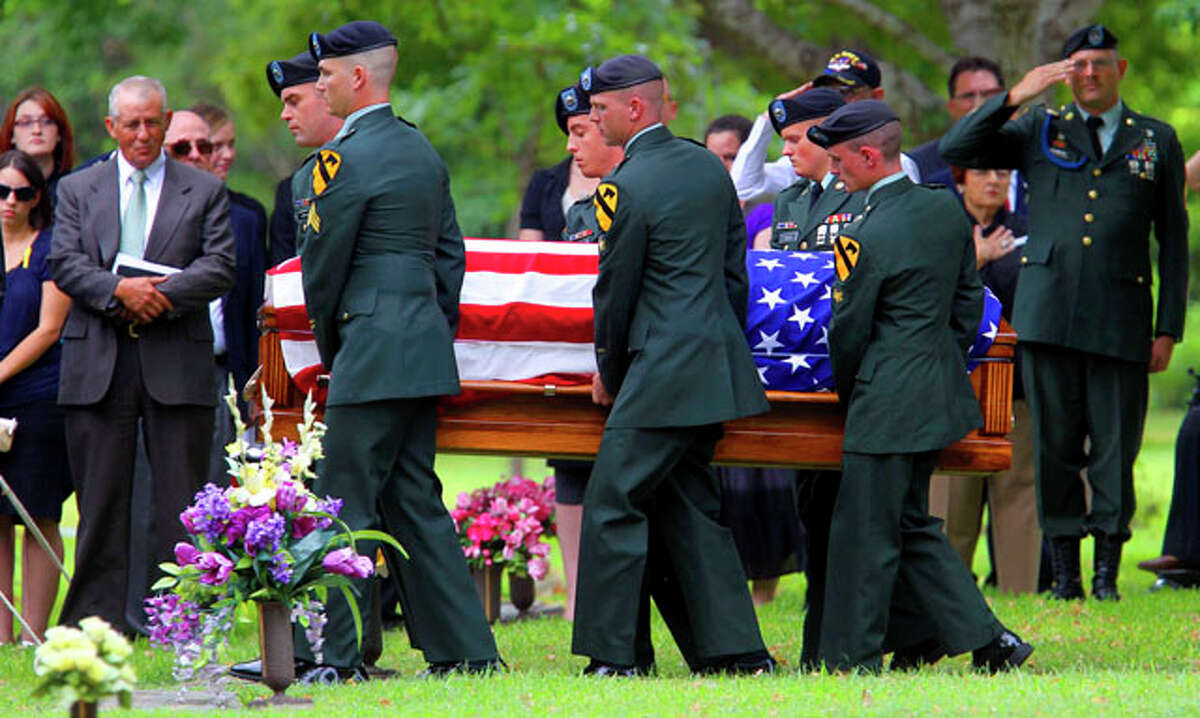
[0,150,71,643]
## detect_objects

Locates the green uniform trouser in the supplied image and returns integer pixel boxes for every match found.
[1021,342,1147,541]
[797,471,941,668]
[820,451,1000,672]
[571,425,766,667]
[296,398,498,667]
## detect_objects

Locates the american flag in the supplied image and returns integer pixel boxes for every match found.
[746,249,1003,392]
[266,241,1001,396]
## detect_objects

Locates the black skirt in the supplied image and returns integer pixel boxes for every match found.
[718,467,806,580]
[0,397,72,522]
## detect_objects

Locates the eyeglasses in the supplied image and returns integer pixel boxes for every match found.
[1070,58,1117,73]
[14,117,56,130]
[169,139,213,157]
[0,183,37,201]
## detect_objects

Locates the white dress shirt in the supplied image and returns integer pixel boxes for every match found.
[116,150,166,255]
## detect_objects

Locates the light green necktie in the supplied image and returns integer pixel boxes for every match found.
[120,168,147,257]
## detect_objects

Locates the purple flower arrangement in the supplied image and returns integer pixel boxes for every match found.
[146,388,403,675]
[450,475,556,580]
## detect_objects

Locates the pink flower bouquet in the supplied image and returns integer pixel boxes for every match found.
[451,475,556,580]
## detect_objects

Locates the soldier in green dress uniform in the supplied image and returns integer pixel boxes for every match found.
[292,21,501,681]
[809,101,1033,673]
[763,88,862,251]
[939,25,1188,601]
[569,54,773,677]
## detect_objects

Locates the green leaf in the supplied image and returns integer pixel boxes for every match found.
[338,583,364,650]
[150,577,178,591]
[235,555,253,569]
[157,562,181,576]
[347,529,408,558]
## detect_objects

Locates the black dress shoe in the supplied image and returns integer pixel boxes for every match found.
[972,629,1034,673]
[228,657,316,682]
[1048,536,1085,600]
[419,657,508,677]
[297,663,369,685]
[696,651,777,676]
[1092,534,1123,602]
[890,638,947,672]
[581,660,653,677]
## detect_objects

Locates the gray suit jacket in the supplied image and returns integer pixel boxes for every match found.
[50,154,235,406]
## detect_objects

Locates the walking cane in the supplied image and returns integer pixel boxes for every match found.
[0,580,41,645]
[0,472,71,580]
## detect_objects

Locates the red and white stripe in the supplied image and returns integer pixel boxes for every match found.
[265,239,599,396]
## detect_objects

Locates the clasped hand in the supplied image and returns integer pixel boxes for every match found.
[114,275,174,324]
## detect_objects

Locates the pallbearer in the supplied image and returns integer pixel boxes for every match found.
[570,54,772,676]
[809,101,1032,673]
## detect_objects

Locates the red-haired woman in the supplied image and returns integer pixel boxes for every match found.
[0,88,76,206]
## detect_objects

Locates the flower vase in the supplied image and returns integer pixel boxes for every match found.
[257,600,295,700]
[509,572,535,613]
[471,564,503,624]
[69,701,97,718]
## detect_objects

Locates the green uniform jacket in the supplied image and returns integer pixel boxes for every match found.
[296,107,466,405]
[939,95,1188,363]
[593,125,769,429]
[831,177,983,454]
[770,177,864,251]
[561,195,602,243]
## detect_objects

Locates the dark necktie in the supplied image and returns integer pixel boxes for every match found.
[1086,116,1104,161]
[808,181,824,211]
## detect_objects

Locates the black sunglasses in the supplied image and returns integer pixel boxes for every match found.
[0,183,36,201]
[169,139,213,157]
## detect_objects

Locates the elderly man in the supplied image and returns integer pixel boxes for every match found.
[570,54,772,677]
[50,76,234,635]
[264,52,344,265]
[940,25,1189,602]
[290,21,500,682]
[808,101,1031,673]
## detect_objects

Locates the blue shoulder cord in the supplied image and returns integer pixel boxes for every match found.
[1041,113,1088,170]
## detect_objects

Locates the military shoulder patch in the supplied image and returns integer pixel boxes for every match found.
[311,150,342,196]
[833,235,861,282]
[594,182,618,232]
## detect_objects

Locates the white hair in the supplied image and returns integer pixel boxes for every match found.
[107,76,168,118]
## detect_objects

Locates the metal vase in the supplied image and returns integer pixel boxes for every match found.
[471,564,503,624]
[509,573,535,613]
[257,600,295,698]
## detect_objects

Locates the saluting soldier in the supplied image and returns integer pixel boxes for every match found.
[809,101,1032,673]
[939,25,1188,601]
[761,87,858,251]
[570,54,773,676]
[293,21,501,681]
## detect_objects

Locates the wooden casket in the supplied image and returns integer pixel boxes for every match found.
[253,308,1014,476]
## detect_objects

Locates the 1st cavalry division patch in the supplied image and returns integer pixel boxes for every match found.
[311,150,342,196]
[594,182,618,232]
[834,235,860,281]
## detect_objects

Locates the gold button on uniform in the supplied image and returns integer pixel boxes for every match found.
[1087,189,1099,199]
[1084,213,1094,223]
[1092,168,1102,177]
[1136,275,1145,285]
[1081,236,1093,247]
[1021,256,1029,264]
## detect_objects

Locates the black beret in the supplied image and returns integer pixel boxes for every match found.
[1062,24,1118,59]
[555,85,591,135]
[580,54,663,95]
[806,100,899,149]
[309,20,397,62]
[811,49,882,90]
[266,52,319,97]
[768,88,846,135]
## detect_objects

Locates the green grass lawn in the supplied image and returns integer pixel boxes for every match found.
[1,415,1197,716]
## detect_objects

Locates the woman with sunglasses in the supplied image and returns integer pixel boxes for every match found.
[0,149,72,644]
[0,88,76,208]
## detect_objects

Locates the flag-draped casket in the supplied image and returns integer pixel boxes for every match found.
[255,239,1015,474]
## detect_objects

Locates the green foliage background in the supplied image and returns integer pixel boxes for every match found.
[3,0,1200,404]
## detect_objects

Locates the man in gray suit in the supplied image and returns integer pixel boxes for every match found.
[50,75,235,634]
